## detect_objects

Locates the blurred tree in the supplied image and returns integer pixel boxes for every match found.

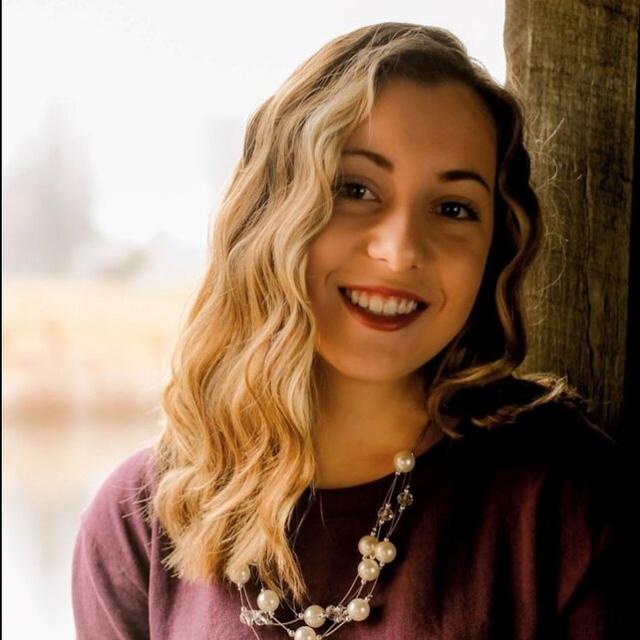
[2,104,96,275]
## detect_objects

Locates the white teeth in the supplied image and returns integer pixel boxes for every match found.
[344,288,418,316]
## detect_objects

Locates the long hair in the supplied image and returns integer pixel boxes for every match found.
[151,22,587,606]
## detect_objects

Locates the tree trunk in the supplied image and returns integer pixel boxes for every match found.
[503,0,639,440]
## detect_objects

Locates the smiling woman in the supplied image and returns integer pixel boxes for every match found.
[71,22,625,640]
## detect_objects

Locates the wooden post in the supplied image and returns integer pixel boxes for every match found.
[504,1,639,440]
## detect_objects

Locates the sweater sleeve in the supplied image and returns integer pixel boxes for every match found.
[72,448,155,640]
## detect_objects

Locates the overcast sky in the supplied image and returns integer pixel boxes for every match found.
[2,0,506,249]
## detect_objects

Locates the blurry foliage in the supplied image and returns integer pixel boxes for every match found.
[2,276,194,425]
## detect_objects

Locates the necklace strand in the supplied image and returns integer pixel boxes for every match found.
[227,449,417,639]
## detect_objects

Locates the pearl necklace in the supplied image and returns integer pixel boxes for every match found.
[226,449,417,639]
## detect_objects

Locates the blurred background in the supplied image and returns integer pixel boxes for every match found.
[2,1,506,637]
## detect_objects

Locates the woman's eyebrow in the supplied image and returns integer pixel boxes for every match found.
[343,148,394,171]
[342,147,491,193]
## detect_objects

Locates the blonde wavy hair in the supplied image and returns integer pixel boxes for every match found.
[151,22,591,605]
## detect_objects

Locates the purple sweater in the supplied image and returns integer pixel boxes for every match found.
[72,402,628,639]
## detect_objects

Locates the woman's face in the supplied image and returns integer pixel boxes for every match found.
[306,77,497,383]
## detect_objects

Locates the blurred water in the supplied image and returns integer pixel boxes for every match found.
[2,275,193,639]
[3,415,161,639]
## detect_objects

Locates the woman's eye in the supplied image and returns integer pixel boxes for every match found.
[438,201,480,221]
[333,183,480,221]
[334,181,376,201]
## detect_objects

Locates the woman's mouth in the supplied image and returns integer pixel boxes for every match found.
[338,287,428,332]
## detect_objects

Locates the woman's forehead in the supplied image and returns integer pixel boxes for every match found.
[343,79,497,186]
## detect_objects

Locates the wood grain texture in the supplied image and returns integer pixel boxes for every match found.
[504,0,638,436]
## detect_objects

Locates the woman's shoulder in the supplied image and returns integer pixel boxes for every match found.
[72,446,158,637]
[457,376,619,470]
[492,397,615,459]
[77,446,157,549]
[468,377,617,442]
[454,379,626,539]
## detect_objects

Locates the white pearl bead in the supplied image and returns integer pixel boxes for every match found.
[357,534,378,558]
[257,589,280,612]
[303,604,325,628]
[393,450,415,473]
[226,564,251,585]
[357,558,380,581]
[294,626,317,640]
[347,597,371,621]
[375,540,397,564]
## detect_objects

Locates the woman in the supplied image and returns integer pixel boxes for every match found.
[72,22,625,639]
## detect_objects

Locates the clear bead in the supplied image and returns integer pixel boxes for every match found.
[377,503,394,522]
[240,607,271,626]
[239,607,252,625]
[397,489,414,508]
[254,612,270,625]
[325,604,349,623]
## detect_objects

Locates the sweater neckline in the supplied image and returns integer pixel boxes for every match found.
[298,431,455,518]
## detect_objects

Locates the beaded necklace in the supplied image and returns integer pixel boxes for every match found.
[226,449,417,639]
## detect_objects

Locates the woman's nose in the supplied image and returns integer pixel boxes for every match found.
[366,207,426,271]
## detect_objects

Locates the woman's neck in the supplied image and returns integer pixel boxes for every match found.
[312,365,443,489]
